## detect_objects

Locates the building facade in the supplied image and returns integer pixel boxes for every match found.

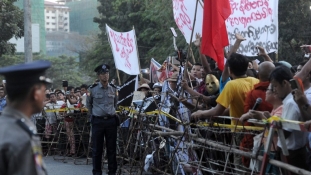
[14,0,46,54]
[66,0,99,35]
[44,1,70,32]
[46,31,86,57]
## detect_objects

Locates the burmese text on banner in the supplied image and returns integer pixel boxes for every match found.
[106,24,140,75]
[226,0,279,56]
[172,0,203,44]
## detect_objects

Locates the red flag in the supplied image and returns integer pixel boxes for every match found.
[201,0,231,71]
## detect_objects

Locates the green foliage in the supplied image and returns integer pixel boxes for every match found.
[84,0,189,83]
[0,54,85,89]
[36,55,84,89]
[278,0,311,64]
[85,0,311,81]
[0,0,24,56]
[0,54,24,66]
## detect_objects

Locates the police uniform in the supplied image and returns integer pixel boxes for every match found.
[86,64,118,175]
[0,60,51,175]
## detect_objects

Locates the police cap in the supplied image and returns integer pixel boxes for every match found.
[94,64,110,73]
[0,60,52,89]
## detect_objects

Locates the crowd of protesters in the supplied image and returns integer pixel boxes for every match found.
[2,33,311,174]
[133,33,311,174]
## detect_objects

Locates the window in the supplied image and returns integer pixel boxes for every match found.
[52,23,55,25]
[47,10,49,13]
[46,22,49,25]
[52,10,56,13]
[65,12,67,14]
[52,17,55,19]
[46,16,49,19]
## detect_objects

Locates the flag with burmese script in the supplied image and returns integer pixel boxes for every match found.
[106,24,140,75]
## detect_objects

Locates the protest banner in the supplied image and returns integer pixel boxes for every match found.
[172,0,204,44]
[226,0,279,56]
[106,24,140,75]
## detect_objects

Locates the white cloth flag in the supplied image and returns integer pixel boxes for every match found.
[226,0,279,56]
[106,24,140,75]
[172,0,203,43]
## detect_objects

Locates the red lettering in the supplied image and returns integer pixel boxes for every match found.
[173,0,193,35]
[230,1,239,14]
[109,30,135,70]
[228,6,273,28]
[239,0,270,15]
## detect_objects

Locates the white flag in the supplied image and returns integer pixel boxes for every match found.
[172,0,204,43]
[106,24,140,75]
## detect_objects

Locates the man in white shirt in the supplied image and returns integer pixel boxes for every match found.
[80,84,88,97]
[295,61,311,171]
[296,61,311,102]
[269,66,308,174]
[44,93,63,139]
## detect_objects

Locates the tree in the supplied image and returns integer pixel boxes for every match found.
[278,0,311,64]
[38,55,85,89]
[0,54,23,81]
[0,54,85,89]
[0,0,24,56]
[84,0,188,83]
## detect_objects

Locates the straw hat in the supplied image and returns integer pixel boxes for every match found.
[137,83,150,91]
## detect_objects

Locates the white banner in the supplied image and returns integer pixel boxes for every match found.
[226,0,279,56]
[172,0,204,43]
[106,24,140,75]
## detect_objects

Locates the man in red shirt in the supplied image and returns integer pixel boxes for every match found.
[241,61,275,167]
[244,61,275,112]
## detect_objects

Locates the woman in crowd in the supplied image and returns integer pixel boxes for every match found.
[240,83,283,174]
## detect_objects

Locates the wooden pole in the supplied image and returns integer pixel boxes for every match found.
[192,137,311,175]
[146,124,311,175]
[179,0,199,97]
[133,26,142,71]
[132,26,144,85]
[106,25,121,84]
[116,69,121,85]
[186,0,200,66]
[190,47,196,63]
[144,131,197,137]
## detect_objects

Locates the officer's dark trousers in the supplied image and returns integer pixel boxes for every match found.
[92,117,117,175]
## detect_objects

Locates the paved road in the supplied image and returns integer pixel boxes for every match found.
[44,156,146,175]
[44,156,94,175]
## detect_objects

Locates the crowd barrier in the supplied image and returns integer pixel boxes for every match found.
[31,103,311,174]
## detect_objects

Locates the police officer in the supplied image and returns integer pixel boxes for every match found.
[0,60,52,175]
[87,64,118,175]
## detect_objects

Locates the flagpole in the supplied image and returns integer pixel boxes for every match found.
[116,68,122,85]
[185,0,199,78]
[190,47,196,63]
[133,26,142,74]
[106,24,122,85]
[178,0,199,98]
